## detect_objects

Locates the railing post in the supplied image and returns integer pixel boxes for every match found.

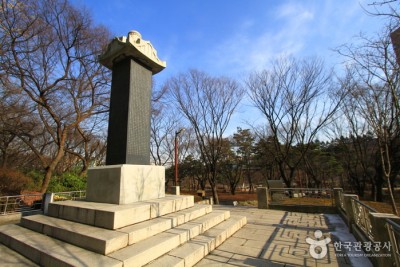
[369,213,400,267]
[3,196,8,215]
[171,186,180,196]
[343,194,358,232]
[43,193,54,215]
[257,187,269,209]
[386,220,400,267]
[333,188,343,209]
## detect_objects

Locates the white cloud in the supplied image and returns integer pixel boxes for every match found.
[206,2,316,76]
[276,2,314,22]
[204,0,384,78]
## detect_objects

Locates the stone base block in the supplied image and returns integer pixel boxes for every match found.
[257,187,269,209]
[86,164,165,204]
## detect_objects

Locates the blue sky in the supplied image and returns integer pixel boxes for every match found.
[71,0,386,82]
[71,0,388,133]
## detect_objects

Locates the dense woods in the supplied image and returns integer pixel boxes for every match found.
[0,0,399,211]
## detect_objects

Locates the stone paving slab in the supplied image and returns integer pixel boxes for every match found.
[1,243,39,267]
[195,206,365,267]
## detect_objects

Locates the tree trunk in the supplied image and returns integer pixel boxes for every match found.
[370,182,376,201]
[1,150,8,168]
[79,160,89,176]
[230,182,236,195]
[376,178,383,202]
[209,180,219,204]
[41,167,54,193]
[40,137,66,193]
[246,171,254,193]
[386,173,398,215]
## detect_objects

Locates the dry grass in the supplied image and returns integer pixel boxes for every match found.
[275,197,333,206]
[361,200,400,214]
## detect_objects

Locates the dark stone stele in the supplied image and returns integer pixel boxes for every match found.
[105,57,152,165]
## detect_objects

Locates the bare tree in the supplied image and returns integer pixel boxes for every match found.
[65,115,108,175]
[0,93,36,168]
[247,57,343,189]
[150,103,180,166]
[0,0,111,192]
[364,0,400,21]
[218,137,243,195]
[167,69,244,204]
[337,19,400,214]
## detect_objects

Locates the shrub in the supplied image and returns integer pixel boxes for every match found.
[0,168,33,196]
[47,171,87,192]
[25,170,44,191]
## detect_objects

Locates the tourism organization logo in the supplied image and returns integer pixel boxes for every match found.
[306,230,392,260]
[306,230,331,259]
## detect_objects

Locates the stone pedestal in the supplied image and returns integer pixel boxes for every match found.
[170,186,180,196]
[257,187,269,209]
[86,165,165,204]
[343,194,359,232]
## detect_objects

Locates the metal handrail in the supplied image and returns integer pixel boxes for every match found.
[0,193,43,215]
[53,190,86,201]
[0,190,86,215]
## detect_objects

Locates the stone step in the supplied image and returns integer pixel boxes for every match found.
[145,215,247,267]
[20,214,128,255]
[0,224,123,267]
[0,209,227,267]
[0,243,39,267]
[48,195,194,229]
[107,210,230,267]
[20,204,212,255]
[119,204,213,245]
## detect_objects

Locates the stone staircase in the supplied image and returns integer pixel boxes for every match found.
[0,195,246,266]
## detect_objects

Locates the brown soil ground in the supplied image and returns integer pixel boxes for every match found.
[361,200,400,214]
[181,190,257,204]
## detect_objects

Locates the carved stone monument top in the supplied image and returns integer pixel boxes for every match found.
[99,30,166,74]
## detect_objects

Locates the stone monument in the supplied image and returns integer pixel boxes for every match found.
[0,30,247,267]
[86,30,167,204]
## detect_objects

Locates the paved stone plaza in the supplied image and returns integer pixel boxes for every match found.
[196,206,371,267]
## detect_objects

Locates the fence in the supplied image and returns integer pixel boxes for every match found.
[267,187,333,205]
[257,187,335,213]
[53,190,86,201]
[0,190,86,216]
[334,188,400,267]
[387,219,400,267]
[0,193,43,215]
[350,197,377,241]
